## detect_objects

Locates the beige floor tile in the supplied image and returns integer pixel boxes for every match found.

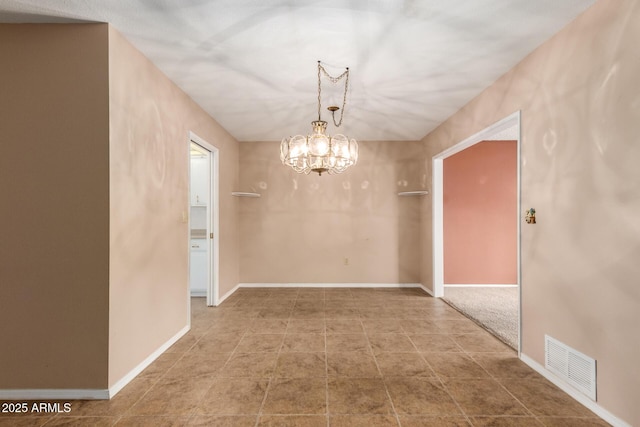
[326,334,370,353]
[399,320,440,334]
[409,334,462,352]
[262,378,326,415]
[274,352,327,378]
[470,416,543,426]
[324,307,361,319]
[247,319,289,334]
[114,415,190,426]
[398,416,472,426]
[537,417,611,426]
[367,334,417,353]
[443,378,529,416]
[451,333,512,353]
[436,320,484,334]
[328,378,394,415]
[235,334,284,353]
[422,353,490,379]
[384,377,461,416]
[188,415,257,426]
[219,353,278,378]
[162,352,230,379]
[470,353,541,379]
[0,418,54,427]
[128,375,213,415]
[286,319,325,334]
[325,319,364,334]
[329,415,400,426]
[361,319,404,333]
[375,352,435,377]
[195,378,268,415]
[44,416,118,426]
[70,377,156,415]
[327,352,380,377]
[282,333,325,352]
[500,378,598,417]
[258,415,327,426]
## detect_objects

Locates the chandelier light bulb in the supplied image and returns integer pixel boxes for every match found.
[280,62,358,176]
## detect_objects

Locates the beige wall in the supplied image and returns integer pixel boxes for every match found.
[443,141,517,284]
[0,24,110,389]
[420,0,640,424]
[108,27,240,386]
[239,140,427,284]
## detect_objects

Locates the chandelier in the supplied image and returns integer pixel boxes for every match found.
[280,61,358,176]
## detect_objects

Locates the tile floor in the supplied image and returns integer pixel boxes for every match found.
[0,288,610,426]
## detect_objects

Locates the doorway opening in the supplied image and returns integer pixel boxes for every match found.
[432,111,521,352]
[189,132,220,307]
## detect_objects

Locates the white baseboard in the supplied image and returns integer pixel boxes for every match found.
[418,284,434,296]
[107,324,190,399]
[190,289,206,297]
[444,284,518,288]
[217,283,241,305]
[0,388,109,400]
[237,283,425,289]
[520,353,631,427]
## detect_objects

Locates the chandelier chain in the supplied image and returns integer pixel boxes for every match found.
[317,61,350,127]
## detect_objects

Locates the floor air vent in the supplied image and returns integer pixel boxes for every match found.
[545,335,597,401]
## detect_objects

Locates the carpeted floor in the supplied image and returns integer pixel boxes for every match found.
[442,287,519,350]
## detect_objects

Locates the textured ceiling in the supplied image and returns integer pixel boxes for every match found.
[0,0,596,141]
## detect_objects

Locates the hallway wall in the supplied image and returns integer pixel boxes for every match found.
[0,24,110,389]
[420,1,640,424]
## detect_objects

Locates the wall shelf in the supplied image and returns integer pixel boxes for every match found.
[232,192,261,198]
[397,191,429,197]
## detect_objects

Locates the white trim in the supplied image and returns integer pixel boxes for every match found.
[432,111,522,354]
[190,290,207,297]
[0,325,190,401]
[189,132,220,308]
[217,283,242,306]
[520,353,631,427]
[0,388,109,400]
[238,283,424,289]
[418,284,434,296]
[444,284,518,288]
[109,325,189,398]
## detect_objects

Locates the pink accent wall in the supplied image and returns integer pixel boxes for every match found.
[443,141,517,284]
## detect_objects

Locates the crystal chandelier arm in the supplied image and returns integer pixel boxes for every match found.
[318,62,350,127]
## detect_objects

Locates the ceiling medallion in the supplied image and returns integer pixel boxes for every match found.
[280,61,358,176]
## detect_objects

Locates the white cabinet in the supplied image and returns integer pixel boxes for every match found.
[190,239,208,296]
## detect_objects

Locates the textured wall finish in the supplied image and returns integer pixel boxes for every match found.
[239,140,427,284]
[443,140,517,284]
[420,1,640,424]
[108,27,240,386]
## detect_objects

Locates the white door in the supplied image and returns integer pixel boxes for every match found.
[189,133,220,307]
[189,143,210,298]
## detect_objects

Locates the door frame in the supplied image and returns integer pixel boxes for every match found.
[189,131,220,307]
[432,110,521,353]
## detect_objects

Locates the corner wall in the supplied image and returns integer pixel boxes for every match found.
[108,27,240,387]
[420,1,640,424]
[0,24,110,390]
[239,140,426,284]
